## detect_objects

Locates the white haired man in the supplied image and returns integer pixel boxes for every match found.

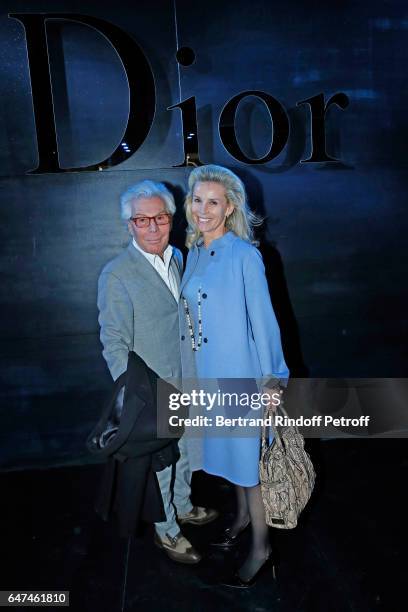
[97,180,218,563]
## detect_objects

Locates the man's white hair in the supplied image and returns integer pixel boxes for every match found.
[120,180,176,220]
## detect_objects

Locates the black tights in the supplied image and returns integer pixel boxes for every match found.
[229,484,272,581]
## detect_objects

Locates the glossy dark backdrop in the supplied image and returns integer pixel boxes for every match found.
[0,0,407,467]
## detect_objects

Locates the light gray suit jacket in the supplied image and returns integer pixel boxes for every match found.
[97,242,183,381]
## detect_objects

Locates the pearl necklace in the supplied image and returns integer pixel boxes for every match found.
[182,287,203,351]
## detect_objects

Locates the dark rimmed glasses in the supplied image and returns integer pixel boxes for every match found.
[129,213,172,228]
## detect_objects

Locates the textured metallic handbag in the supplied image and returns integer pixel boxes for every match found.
[259,403,315,529]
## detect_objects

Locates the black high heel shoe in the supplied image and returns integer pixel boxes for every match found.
[210,520,250,549]
[221,553,276,588]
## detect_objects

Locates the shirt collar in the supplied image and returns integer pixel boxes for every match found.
[132,238,173,268]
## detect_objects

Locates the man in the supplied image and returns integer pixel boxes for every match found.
[97,180,217,564]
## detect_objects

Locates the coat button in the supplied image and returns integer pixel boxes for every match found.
[204,337,208,343]
[202,293,207,299]
[210,250,215,256]
[181,335,185,340]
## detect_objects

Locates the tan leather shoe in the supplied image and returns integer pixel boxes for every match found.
[154,531,202,564]
[178,506,219,526]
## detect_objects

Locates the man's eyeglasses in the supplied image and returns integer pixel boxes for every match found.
[129,213,172,228]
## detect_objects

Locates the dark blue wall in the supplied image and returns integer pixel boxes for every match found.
[0,0,407,467]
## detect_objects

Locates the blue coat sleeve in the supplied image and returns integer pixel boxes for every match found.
[173,247,184,275]
[243,246,289,385]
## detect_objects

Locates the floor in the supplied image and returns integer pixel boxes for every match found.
[1,439,406,612]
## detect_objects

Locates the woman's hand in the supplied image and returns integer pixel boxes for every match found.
[262,386,283,413]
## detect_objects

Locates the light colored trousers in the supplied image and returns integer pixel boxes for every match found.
[155,435,193,538]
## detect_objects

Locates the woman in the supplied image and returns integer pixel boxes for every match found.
[179,165,289,587]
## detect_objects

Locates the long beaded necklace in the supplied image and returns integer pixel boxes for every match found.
[182,287,203,351]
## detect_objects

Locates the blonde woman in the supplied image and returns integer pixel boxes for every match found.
[179,165,289,587]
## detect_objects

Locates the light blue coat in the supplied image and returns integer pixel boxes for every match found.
[179,231,289,383]
[178,231,289,486]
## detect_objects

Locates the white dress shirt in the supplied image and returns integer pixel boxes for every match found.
[132,239,179,302]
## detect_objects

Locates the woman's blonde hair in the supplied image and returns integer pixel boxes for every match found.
[184,165,262,248]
